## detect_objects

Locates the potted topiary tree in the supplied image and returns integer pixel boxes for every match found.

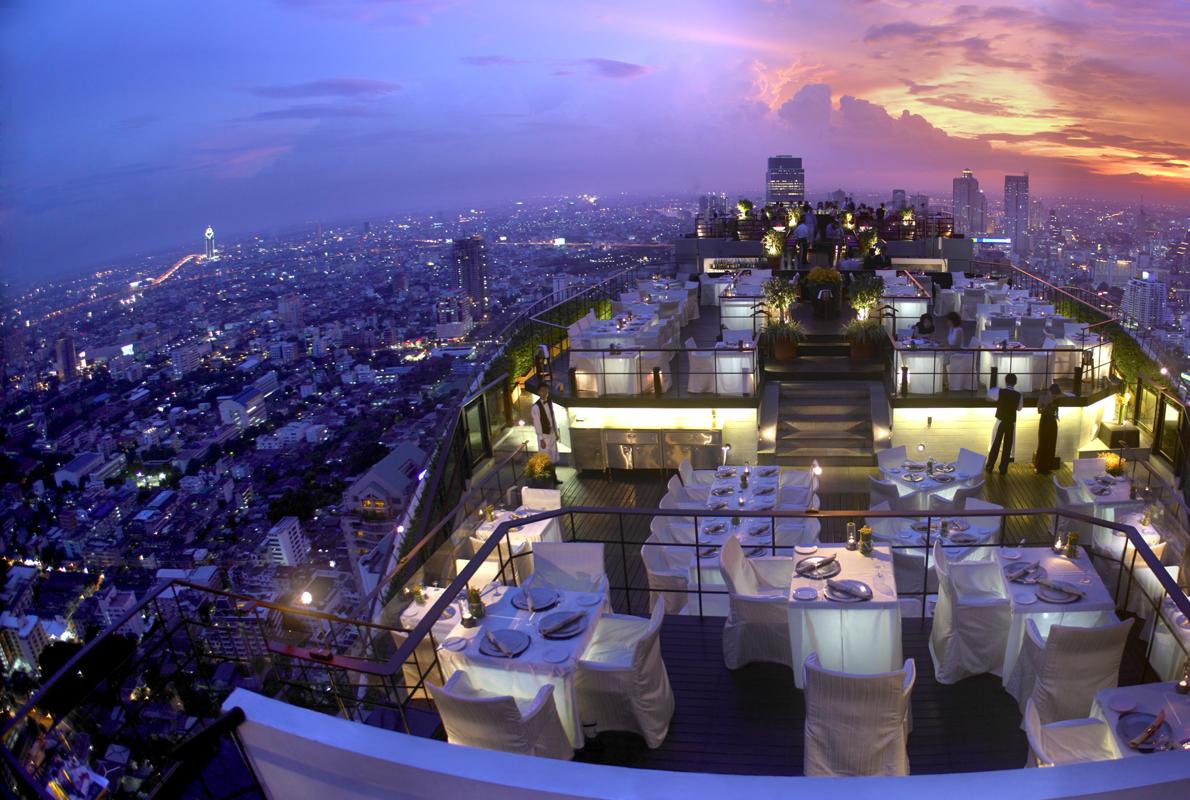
[524,453,556,488]
[849,272,885,321]
[762,229,787,270]
[763,276,797,325]
[842,318,885,360]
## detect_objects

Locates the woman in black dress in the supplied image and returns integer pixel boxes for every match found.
[1034,382,1062,474]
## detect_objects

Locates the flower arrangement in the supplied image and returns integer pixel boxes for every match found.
[526,453,554,480]
[1102,451,1125,476]
[806,266,842,284]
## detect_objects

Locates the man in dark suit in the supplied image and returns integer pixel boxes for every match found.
[986,373,1023,475]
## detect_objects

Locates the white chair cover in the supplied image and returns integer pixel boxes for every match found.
[868,475,915,511]
[428,672,574,759]
[947,352,977,391]
[686,342,715,393]
[576,602,674,748]
[678,458,716,487]
[803,653,915,776]
[778,468,819,493]
[719,537,794,669]
[641,532,690,613]
[520,487,562,511]
[1072,457,1107,481]
[877,445,907,472]
[1023,697,1119,767]
[527,542,608,594]
[1015,618,1134,723]
[929,541,1010,683]
[929,478,985,511]
[956,447,987,476]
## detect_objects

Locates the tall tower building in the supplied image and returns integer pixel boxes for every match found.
[54,336,78,382]
[278,293,304,329]
[698,193,728,221]
[951,169,986,235]
[450,236,489,316]
[1004,174,1030,255]
[204,226,216,260]
[765,156,805,205]
[891,189,907,211]
[1122,273,1166,331]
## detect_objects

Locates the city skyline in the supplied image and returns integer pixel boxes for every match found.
[4,1,1190,283]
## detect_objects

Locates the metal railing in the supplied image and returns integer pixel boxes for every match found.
[5,500,1188,797]
[558,344,761,400]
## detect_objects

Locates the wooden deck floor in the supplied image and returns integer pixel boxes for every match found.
[555,464,1153,776]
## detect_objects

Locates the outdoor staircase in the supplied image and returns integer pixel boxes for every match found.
[768,383,875,466]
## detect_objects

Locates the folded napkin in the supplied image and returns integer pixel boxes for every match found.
[827,579,870,599]
[1038,579,1085,598]
[1129,709,1166,749]
[542,611,585,636]
[485,630,514,657]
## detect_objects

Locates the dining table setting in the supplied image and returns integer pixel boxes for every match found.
[437,583,607,747]
[882,458,978,509]
[786,543,903,688]
[1091,681,1190,755]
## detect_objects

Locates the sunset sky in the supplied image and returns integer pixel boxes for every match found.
[3,0,1189,279]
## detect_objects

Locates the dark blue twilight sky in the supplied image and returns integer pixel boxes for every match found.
[3,0,1189,283]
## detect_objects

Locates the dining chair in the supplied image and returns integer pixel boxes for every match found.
[639,350,673,394]
[954,448,987,476]
[1022,697,1119,767]
[576,601,674,748]
[666,474,707,505]
[929,478,985,511]
[520,487,562,511]
[641,532,691,614]
[718,537,794,669]
[930,541,1010,684]
[525,542,608,594]
[803,653,915,776]
[867,475,916,512]
[1010,618,1134,722]
[677,458,716,488]
[778,468,819,493]
[1072,457,1107,481]
[776,485,815,510]
[685,338,716,393]
[946,351,977,391]
[428,672,574,759]
[876,445,908,472]
[953,497,1004,544]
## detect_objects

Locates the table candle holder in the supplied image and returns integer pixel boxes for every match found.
[846,522,858,551]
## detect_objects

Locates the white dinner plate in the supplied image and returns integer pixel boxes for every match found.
[1013,590,1037,605]
[542,647,570,664]
[441,637,468,652]
[1002,550,1022,560]
[577,593,602,607]
[794,587,818,601]
[1109,696,1136,714]
[794,545,817,555]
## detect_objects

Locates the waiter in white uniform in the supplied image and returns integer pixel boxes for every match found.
[531,383,559,462]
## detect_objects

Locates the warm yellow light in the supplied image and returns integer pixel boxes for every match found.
[300,591,313,605]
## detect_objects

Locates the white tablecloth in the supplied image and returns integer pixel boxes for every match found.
[1091,682,1190,756]
[979,348,1050,393]
[476,509,563,551]
[786,545,902,688]
[720,296,762,328]
[896,348,944,394]
[699,275,734,307]
[882,462,979,510]
[439,585,605,747]
[996,549,1116,683]
[714,347,757,395]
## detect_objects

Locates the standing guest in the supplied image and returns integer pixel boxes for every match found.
[910,313,936,339]
[876,203,886,228]
[943,311,963,347]
[1034,382,1063,474]
[531,383,559,462]
[986,373,1023,475]
[794,218,810,265]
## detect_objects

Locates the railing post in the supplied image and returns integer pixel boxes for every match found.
[653,366,663,397]
[990,365,999,389]
[900,364,909,397]
[1073,364,1083,396]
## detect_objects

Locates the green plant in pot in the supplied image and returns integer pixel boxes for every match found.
[762,229,787,269]
[802,267,842,315]
[736,198,754,220]
[849,272,885,321]
[763,319,807,361]
[842,317,884,360]
[762,276,797,324]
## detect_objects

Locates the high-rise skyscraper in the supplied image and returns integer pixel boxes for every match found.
[698,193,728,221]
[1004,174,1030,255]
[204,225,216,260]
[278,293,304,329]
[951,169,986,236]
[450,236,489,316]
[891,189,907,211]
[1122,273,1166,331]
[765,156,805,205]
[54,336,78,382]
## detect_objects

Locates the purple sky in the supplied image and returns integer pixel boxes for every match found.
[3,0,1190,282]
